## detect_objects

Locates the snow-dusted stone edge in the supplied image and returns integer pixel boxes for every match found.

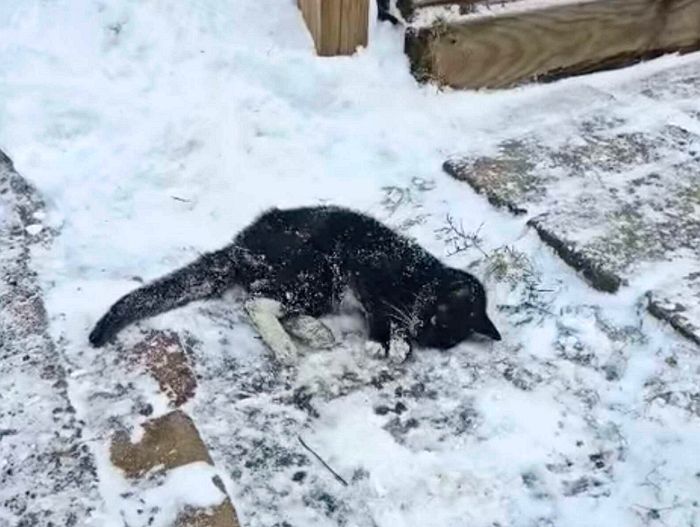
[0,150,241,526]
[646,274,700,347]
[442,117,700,346]
[0,150,100,525]
[113,330,241,526]
[442,156,629,294]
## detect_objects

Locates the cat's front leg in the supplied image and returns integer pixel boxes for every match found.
[366,313,411,362]
[244,298,298,366]
[366,311,391,355]
[388,322,412,363]
[281,314,335,349]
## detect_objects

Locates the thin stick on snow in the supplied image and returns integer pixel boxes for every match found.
[297,435,348,487]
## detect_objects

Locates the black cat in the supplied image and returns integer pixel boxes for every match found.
[89,206,501,351]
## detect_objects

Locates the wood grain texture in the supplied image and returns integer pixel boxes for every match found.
[340,0,370,54]
[659,0,700,48]
[320,0,342,55]
[298,0,369,56]
[405,0,700,89]
[298,0,322,52]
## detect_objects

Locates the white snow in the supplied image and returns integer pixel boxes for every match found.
[95,450,228,527]
[24,223,42,235]
[1,1,700,526]
[411,0,584,27]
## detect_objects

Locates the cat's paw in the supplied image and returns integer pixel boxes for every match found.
[364,338,410,363]
[388,336,411,364]
[246,297,285,317]
[364,340,387,359]
[282,315,335,349]
[245,298,298,365]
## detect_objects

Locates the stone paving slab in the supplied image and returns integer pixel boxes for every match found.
[0,151,240,526]
[131,331,198,408]
[108,333,242,527]
[110,410,241,527]
[444,62,700,345]
[647,272,700,346]
[110,411,213,478]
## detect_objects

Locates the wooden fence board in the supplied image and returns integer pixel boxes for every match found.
[299,0,369,56]
[340,0,370,54]
[405,0,700,89]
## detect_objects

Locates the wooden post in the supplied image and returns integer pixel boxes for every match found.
[405,0,700,89]
[298,0,370,56]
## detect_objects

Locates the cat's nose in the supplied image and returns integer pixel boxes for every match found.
[477,316,501,341]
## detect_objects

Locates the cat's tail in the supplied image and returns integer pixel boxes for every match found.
[89,246,249,347]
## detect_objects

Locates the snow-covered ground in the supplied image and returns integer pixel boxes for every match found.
[1,1,699,526]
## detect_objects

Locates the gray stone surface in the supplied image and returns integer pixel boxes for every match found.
[444,62,700,345]
[647,273,700,346]
[445,124,700,290]
[0,151,101,526]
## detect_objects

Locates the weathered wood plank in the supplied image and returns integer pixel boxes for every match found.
[298,0,369,56]
[299,0,321,49]
[405,0,700,89]
[320,0,343,55]
[340,0,370,54]
[660,0,700,48]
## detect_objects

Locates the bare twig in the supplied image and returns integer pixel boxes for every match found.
[436,213,559,323]
[639,462,666,498]
[298,435,348,487]
[435,214,487,256]
[380,186,411,215]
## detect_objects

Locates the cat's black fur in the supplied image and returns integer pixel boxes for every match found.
[377,0,401,24]
[89,206,501,351]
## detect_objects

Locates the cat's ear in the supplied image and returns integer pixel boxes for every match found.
[451,286,471,298]
[475,315,501,341]
[450,283,476,299]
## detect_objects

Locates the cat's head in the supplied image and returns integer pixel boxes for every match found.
[420,277,501,349]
